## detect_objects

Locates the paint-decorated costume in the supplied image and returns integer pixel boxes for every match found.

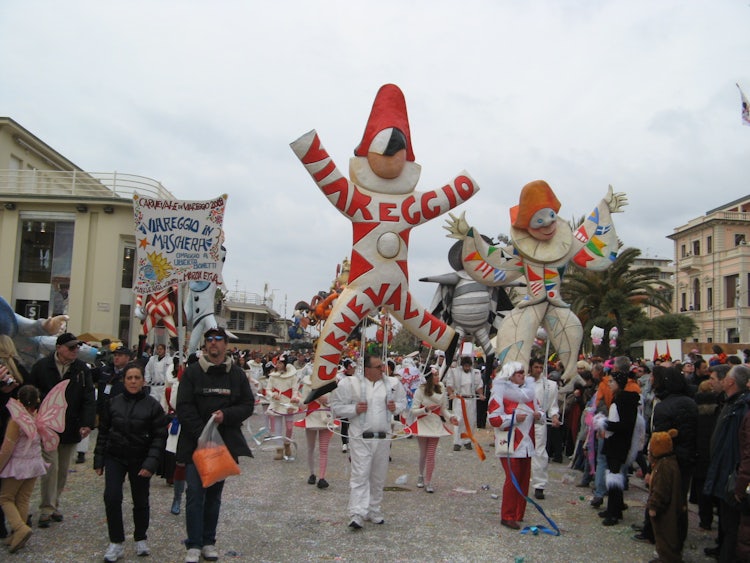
[488,368,538,524]
[291,84,478,395]
[447,181,626,384]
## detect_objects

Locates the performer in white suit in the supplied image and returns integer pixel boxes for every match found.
[445,356,484,451]
[529,357,560,500]
[330,355,406,530]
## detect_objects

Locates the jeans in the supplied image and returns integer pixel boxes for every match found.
[185,463,224,550]
[103,457,151,543]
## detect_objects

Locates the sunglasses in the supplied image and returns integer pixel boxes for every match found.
[206,336,225,342]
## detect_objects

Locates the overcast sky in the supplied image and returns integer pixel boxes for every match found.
[1,1,748,320]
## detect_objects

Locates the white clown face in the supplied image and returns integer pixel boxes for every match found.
[349,127,422,195]
[527,207,558,241]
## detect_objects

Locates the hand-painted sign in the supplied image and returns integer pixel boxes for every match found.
[133,194,226,294]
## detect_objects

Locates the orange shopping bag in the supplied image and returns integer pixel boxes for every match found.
[192,414,240,487]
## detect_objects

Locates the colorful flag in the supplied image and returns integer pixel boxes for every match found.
[737,83,750,126]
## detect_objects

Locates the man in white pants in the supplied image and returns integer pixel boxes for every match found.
[446,356,484,451]
[331,355,406,530]
[530,357,560,500]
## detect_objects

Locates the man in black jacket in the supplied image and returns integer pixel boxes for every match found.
[27,332,96,528]
[176,327,254,563]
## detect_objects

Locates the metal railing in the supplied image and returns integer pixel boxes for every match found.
[0,169,174,200]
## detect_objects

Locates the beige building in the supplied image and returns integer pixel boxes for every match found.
[0,117,175,347]
[669,195,750,344]
[0,117,288,352]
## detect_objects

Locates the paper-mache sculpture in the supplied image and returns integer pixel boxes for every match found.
[420,239,515,368]
[446,181,627,383]
[291,84,479,398]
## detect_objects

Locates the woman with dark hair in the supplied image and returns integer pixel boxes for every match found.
[593,368,640,526]
[94,362,168,562]
[408,366,458,493]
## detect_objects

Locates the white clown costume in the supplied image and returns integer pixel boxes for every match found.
[330,368,406,526]
[530,374,560,493]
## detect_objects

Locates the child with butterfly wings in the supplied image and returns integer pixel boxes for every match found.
[0,380,69,553]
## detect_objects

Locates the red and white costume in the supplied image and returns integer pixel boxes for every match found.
[290,84,478,391]
[488,372,538,523]
[266,364,300,449]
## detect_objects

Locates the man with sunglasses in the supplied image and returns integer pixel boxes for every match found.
[176,327,254,563]
[27,332,96,528]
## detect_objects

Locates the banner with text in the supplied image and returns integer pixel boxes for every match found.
[133,194,226,294]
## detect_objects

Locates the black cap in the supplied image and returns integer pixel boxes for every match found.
[204,326,228,339]
[56,332,80,347]
[112,345,130,355]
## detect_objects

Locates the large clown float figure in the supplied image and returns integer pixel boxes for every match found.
[445,180,627,384]
[290,84,479,401]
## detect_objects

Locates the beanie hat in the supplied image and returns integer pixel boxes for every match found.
[649,429,678,458]
[354,84,415,162]
[510,180,561,229]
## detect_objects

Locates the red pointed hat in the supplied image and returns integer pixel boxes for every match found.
[509,180,561,229]
[354,84,415,162]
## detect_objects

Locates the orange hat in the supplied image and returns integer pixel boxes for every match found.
[354,84,415,162]
[510,180,561,229]
[649,428,678,458]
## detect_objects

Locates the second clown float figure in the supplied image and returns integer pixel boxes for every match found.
[446,180,627,385]
[291,84,479,399]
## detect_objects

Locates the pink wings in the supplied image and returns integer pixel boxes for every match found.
[7,380,70,452]
[37,380,69,451]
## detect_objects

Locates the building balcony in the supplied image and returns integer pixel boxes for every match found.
[677,254,700,272]
[0,169,174,201]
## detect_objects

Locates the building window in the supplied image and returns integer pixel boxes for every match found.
[736,233,747,246]
[18,220,74,287]
[726,274,739,308]
[230,311,245,331]
[706,236,712,253]
[119,304,132,346]
[121,246,135,288]
[707,287,713,309]
[692,240,700,256]
[728,327,739,344]
[692,278,701,311]
[680,292,687,312]
[680,244,687,258]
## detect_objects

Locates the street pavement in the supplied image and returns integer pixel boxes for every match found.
[8,411,719,562]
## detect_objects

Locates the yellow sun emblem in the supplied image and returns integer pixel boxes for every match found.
[147,251,173,281]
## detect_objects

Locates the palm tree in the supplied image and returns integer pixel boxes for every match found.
[561,247,673,354]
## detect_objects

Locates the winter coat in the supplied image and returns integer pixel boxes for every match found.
[736,409,750,562]
[94,389,168,474]
[704,391,750,500]
[95,363,126,418]
[175,355,254,464]
[651,379,698,468]
[693,390,720,479]
[602,390,639,472]
[27,353,96,444]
